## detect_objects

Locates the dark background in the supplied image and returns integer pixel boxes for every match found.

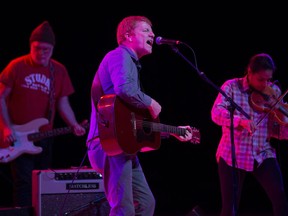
[1,2,288,215]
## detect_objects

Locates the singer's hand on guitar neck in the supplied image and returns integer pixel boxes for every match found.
[170,125,193,142]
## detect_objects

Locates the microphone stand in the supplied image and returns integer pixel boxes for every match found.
[169,45,251,216]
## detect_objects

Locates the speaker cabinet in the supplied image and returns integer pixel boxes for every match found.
[0,207,33,216]
[32,168,110,216]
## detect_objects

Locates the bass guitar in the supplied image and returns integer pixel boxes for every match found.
[97,94,200,156]
[0,118,89,163]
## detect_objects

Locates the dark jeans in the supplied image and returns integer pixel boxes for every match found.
[218,157,288,216]
[10,138,53,207]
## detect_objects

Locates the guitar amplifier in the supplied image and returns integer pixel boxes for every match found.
[32,168,110,216]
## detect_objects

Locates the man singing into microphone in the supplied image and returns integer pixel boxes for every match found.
[86,15,194,216]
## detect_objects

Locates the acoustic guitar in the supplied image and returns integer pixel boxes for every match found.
[97,94,200,156]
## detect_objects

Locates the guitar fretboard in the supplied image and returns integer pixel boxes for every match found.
[27,122,89,142]
[138,120,186,136]
[28,127,74,142]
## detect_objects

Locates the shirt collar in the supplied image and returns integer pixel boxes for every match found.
[242,75,251,92]
[119,44,138,61]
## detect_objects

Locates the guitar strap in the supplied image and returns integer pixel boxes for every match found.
[47,62,55,122]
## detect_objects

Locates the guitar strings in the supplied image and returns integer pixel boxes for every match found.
[135,120,186,135]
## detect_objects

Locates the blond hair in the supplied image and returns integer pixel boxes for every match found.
[116,16,152,45]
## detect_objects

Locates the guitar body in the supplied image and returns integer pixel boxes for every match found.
[97,94,161,156]
[0,118,48,163]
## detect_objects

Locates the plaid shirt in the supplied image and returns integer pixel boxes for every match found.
[211,76,285,171]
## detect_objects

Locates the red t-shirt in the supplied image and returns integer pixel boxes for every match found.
[0,54,74,127]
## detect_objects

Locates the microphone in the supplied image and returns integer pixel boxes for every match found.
[155,36,182,45]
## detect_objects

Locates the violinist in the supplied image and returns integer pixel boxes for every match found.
[211,53,288,216]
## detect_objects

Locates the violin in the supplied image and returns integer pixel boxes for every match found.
[249,85,288,126]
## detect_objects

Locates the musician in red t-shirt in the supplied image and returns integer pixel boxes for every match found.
[0,21,86,207]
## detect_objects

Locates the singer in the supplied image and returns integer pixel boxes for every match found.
[86,15,194,216]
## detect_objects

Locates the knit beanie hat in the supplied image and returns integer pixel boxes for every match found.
[29,21,55,46]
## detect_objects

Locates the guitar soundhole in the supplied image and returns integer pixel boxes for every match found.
[136,129,155,143]
[142,120,152,135]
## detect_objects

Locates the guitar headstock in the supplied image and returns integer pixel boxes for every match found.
[191,127,200,144]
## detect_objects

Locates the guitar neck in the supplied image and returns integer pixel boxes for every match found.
[144,121,186,136]
[28,127,74,142]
